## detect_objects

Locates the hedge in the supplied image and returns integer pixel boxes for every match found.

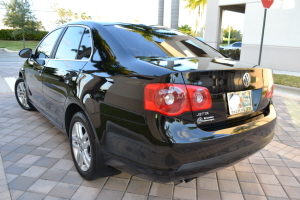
[0,29,48,40]
[219,49,241,60]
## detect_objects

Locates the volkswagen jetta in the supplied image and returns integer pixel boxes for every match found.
[15,21,276,184]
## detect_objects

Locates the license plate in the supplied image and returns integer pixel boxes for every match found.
[227,90,253,115]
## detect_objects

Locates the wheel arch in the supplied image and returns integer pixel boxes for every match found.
[64,101,121,177]
[65,103,85,137]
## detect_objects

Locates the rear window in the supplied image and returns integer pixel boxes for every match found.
[105,24,224,58]
[233,42,242,47]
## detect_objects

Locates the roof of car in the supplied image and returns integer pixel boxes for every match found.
[65,21,174,30]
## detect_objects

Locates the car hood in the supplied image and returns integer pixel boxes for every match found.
[137,57,256,71]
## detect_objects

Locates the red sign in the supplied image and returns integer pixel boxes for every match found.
[261,0,274,8]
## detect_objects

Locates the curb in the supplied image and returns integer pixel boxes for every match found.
[0,48,19,53]
[274,84,300,99]
[273,70,300,77]
[275,84,300,93]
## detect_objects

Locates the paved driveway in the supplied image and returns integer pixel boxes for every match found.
[0,92,300,200]
[0,50,23,78]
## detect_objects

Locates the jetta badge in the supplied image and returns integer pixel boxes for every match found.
[243,73,251,87]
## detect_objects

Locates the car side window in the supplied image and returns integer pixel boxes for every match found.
[77,28,92,60]
[55,26,85,60]
[36,28,63,58]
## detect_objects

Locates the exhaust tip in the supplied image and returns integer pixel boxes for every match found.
[173,180,183,186]
[184,178,195,183]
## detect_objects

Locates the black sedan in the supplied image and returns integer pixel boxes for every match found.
[15,21,276,184]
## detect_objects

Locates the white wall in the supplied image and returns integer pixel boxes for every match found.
[205,0,300,71]
[242,0,300,47]
[219,0,259,6]
[240,0,300,71]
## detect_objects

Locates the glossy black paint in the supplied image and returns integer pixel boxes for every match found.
[19,48,32,58]
[42,60,87,127]
[19,21,277,183]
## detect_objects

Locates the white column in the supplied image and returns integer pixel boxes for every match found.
[204,0,222,49]
[170,0,180,29]
[158,0,165,26]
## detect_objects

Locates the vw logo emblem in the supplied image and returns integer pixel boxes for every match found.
[243,73,251,87]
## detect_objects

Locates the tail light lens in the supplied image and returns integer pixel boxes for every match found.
[186,85,212,111]
[266,78,274,98]
[144,83,212,116]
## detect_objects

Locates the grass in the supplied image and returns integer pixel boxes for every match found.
[0,40,40,51]
[273,74,300,88]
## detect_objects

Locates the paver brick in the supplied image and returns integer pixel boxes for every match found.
[173,186,196,200]
[197,189,220,200]
[96,189,123,200]
[8,176,37,190]
[261,184,288,198]
[218,180,242,193]
[126,179,151,195]
[103,177,130,192]
[27,179,57,194]
[149,182,173,199]
[48,182,78,199]
[70,185,100,200]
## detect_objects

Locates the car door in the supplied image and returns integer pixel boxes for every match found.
[42,26,92,127]
[24,28,63,109]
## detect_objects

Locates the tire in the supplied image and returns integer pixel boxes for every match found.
[69,111,99,180]
[15,77,36,111]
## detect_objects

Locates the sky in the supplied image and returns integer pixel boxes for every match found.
[33,0,159,30]
[0,0,245,32]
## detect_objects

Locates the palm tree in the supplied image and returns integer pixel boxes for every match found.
[183,0,207,36]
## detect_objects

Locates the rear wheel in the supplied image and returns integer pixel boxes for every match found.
[15,77,35,111]
[69,111,99,180]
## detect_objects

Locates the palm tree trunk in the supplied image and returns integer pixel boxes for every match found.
[22,31,25,49]
[195,6,201,36]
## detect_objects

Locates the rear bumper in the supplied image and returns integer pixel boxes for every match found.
[100,103,276,183]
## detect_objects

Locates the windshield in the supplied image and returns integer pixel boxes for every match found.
[105,24,224,58]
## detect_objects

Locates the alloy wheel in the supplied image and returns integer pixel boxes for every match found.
[16,81,29,108]
[71,122,91,172]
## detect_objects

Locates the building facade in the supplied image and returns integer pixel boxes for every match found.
[204,0,300,72]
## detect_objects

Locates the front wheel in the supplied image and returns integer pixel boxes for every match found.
[15,77,35,111]
[69,111,99,180]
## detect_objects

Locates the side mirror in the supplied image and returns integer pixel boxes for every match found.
[19,48,32,58]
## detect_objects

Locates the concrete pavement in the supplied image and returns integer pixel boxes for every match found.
[0,50,24,78]
[273,70,300,77]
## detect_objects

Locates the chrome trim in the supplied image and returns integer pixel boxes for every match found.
[35,24,94,62]
[61,24,94,61]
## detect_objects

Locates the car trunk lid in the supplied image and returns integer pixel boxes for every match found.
[139,56,274,131]
[181,68,273,131]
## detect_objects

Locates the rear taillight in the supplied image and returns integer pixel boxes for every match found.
[266,78,274,98]
[186,85,212,111]
[144,83,212,116]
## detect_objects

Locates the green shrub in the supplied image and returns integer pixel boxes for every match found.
[0,29,48,40]
[219,49,241,60]
[178,25,194,36]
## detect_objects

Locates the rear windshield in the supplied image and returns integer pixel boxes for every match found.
[233,42,242,47]
[105,24,224,58]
